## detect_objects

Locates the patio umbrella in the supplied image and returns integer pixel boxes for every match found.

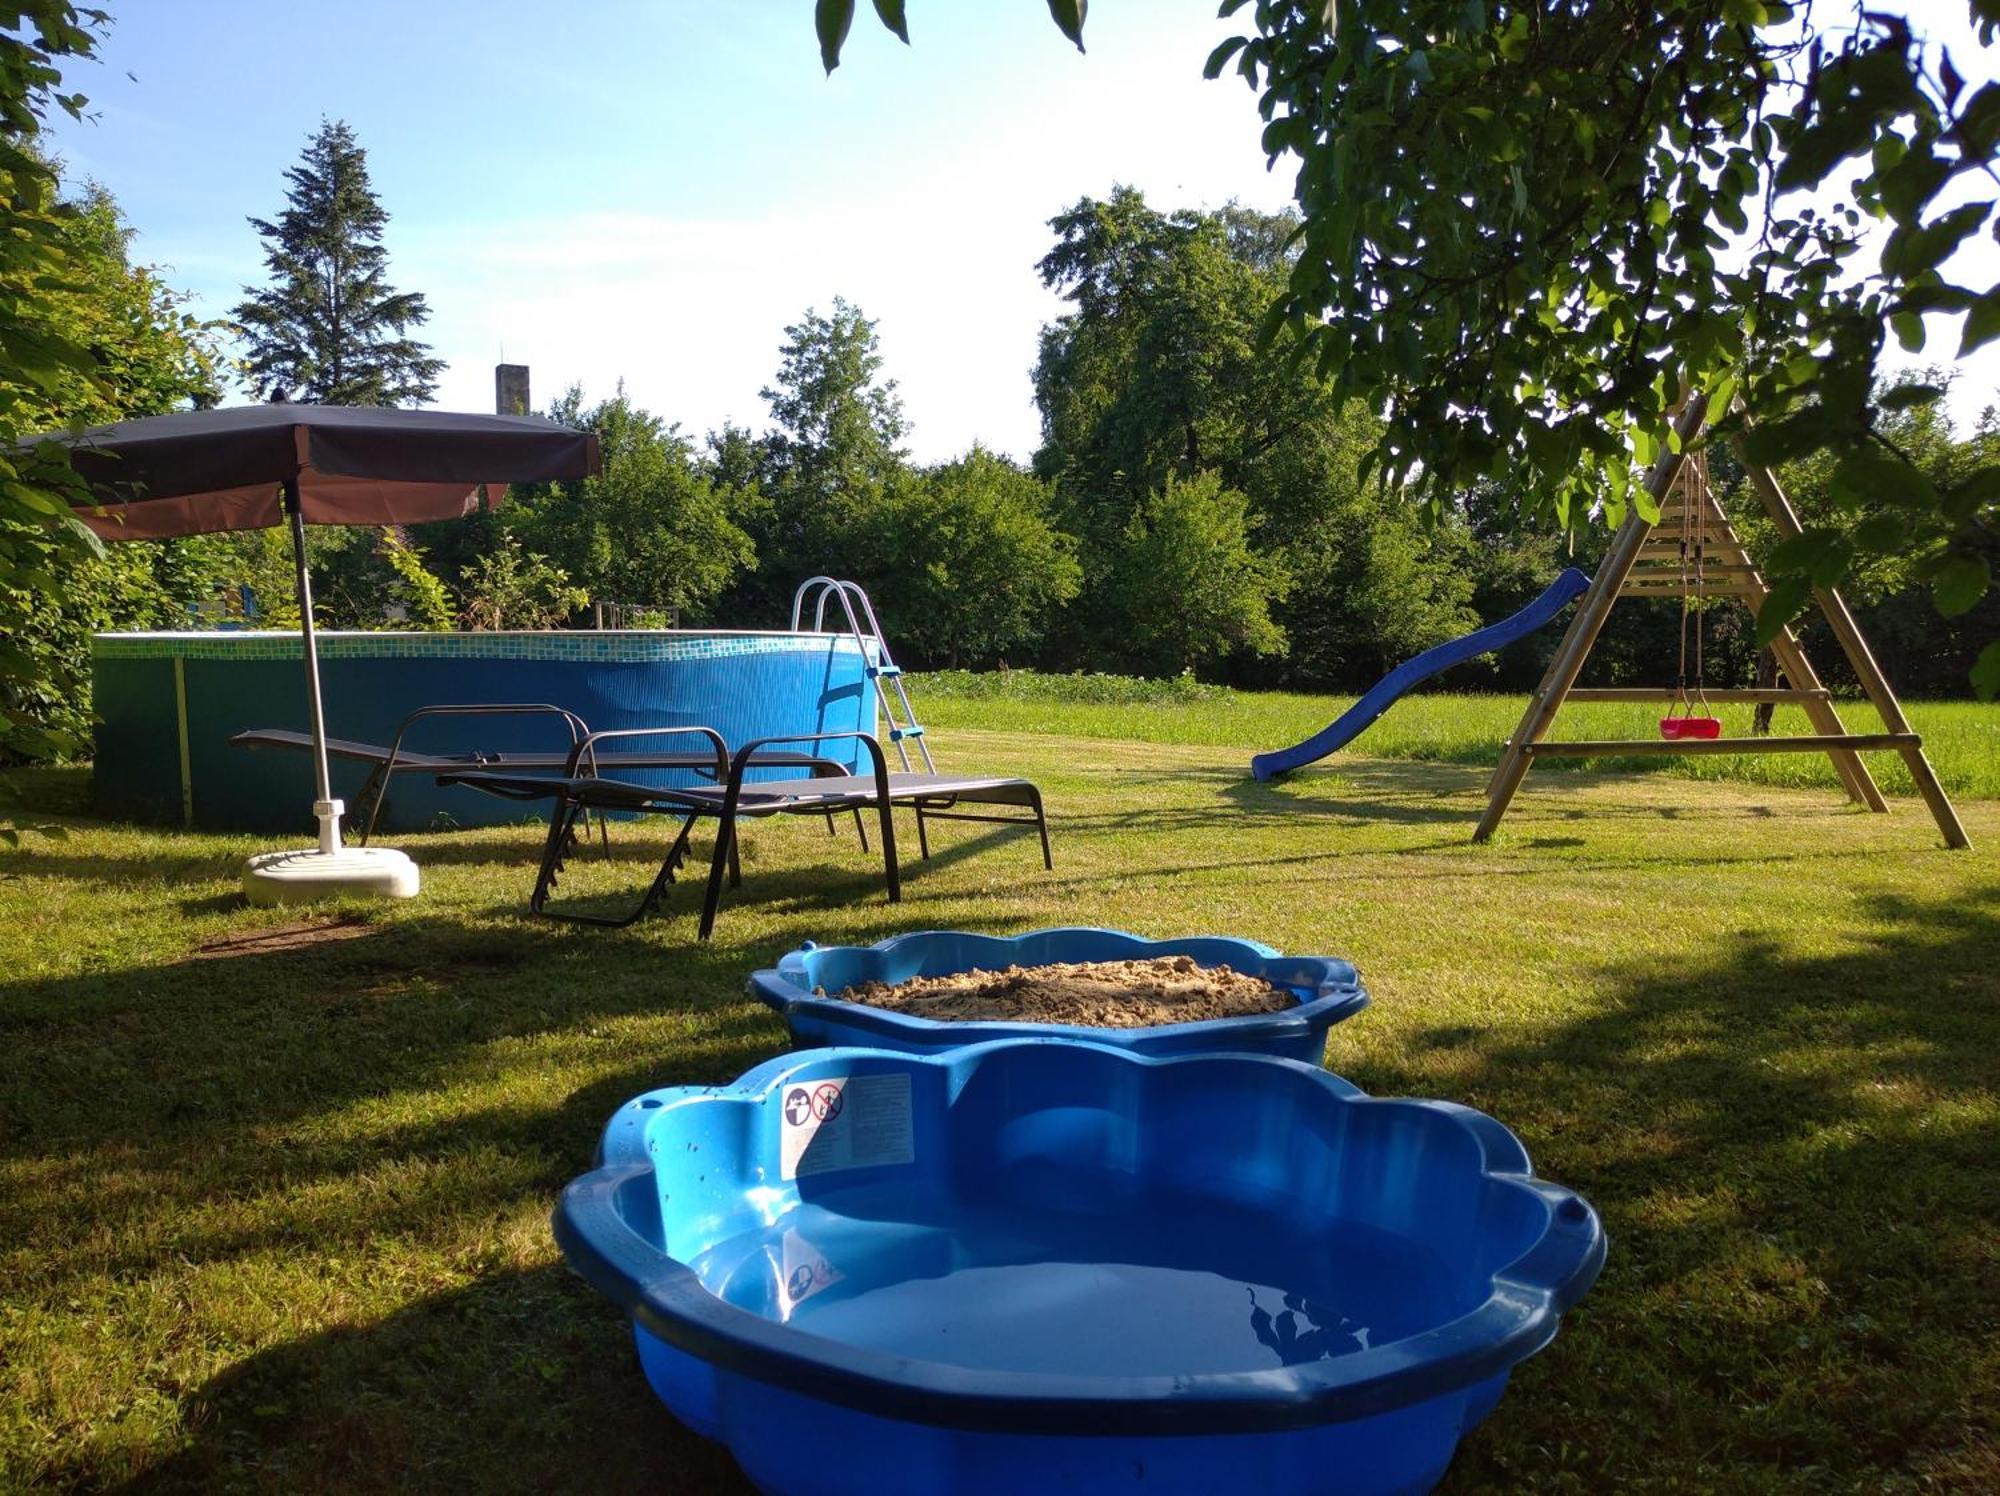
[47,403,601,904]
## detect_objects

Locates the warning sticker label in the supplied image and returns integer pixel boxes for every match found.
[779,1072,915,1180]
[775,1227,843,1313]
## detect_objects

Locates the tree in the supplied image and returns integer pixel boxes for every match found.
[235,119,443,405]
[309,525,457,630]
[723,299,909,620]
[861,447,1081,667]
[1727,370,2000,695]
[3,175,227,759]
[1282,515,1479,685]
[1109,470,1288,678]
[1211,1,2000,692]
[507,386,755,621]
[810,3,2000,695]
[1,4,116,776]
[456,533,588,631]
[1034,189,1477,684]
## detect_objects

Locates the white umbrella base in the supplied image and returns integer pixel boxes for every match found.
[242,846,421,906]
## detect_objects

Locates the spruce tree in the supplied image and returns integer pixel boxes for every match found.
[235,119,444,406]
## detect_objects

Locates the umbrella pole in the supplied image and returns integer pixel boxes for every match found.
[284,479,342,854]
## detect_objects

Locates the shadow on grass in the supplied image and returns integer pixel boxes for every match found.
[1372,884,2000,1491]
[474,817,1049,932]
[64,882,1997,1492]
[109,1266,751,1495]
[0,833,1037,1489]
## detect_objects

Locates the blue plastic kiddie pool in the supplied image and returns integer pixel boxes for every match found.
[748,927,1367,1061]
[555,1039,1604,1496]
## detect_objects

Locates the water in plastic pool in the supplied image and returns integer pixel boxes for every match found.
[688,1187,1458,1378]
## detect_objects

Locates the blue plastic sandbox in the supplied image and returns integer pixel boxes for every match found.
[554,1040,1605,1496]
[748,927,1368,1060]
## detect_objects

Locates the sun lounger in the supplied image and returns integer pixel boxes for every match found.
[230,704,842,843]
[440,729,1051,937]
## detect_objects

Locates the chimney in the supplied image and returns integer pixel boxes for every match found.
[495,363,530,416]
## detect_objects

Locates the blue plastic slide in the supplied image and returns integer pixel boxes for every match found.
[1250,566,1593,781]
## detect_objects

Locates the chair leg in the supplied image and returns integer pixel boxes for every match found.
[661,815,697,879]
[1030,788,1053,870]
[875,797,900,904]
[852,807,869,853]
[698,817,737,941]
[534,808,689,928]
[355,763,390,846]
[530,801,585,915]
[915,803,930,860]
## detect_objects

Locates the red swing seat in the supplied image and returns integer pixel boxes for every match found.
[1659,714,1723,740]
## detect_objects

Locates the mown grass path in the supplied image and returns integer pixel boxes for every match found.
[1,737,1995,1491]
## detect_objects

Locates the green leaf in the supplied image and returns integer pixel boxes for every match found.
[1876,382,1943,411]
[1046,0,1087,53]
[1756,574,1812,645]
[1852,513,1905,553]
[1972,640,2000,701]
[1769,526,1853,587]
[816,0,855,73]
[1882,202,1988,278]
[1945,463,2000,522]
[1959,290,2000,355]
[1931,553,1991,617]
[1204,36,1247,80]
[1774,108,1878,193]
[871,0,909,44]
[1957,81,2000,157]
[1890,310,1926,352]
[1739,411,1833,466]
[1252,297,1290,354]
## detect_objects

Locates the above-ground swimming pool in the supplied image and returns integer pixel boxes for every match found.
[91,629,878,833]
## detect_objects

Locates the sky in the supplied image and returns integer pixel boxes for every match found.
[45,0,1295,463]
[42,2,2000,463]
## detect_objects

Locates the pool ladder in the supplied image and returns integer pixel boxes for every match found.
[791,577,934,772]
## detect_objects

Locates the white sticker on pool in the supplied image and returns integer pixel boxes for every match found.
[775,1227,843,1315]
[780,1072,915,1181]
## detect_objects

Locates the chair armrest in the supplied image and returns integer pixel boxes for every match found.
[564,726,730,786]
[726,732,889,799]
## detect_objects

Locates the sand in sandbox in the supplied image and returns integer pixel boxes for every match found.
[828,954,1293,1028]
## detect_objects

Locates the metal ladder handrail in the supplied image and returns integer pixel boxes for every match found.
[789,577,934,772]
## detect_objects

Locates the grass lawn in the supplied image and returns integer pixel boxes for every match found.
[916,677,2000,800]
[1,724,1996,1491]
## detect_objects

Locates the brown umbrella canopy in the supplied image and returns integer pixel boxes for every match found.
[55,403,601,539]
[45,402,603,864]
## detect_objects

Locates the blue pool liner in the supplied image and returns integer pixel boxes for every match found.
[554,1040,1605,1496]
[748,926,1368,1061]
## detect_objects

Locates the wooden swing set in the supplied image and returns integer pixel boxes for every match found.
[1475,393,1971,849]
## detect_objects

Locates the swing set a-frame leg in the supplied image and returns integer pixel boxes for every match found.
[1737,452,1971,850]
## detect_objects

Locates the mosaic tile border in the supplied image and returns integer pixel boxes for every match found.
[94,630,873,664]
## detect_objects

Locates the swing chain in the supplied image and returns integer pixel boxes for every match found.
[1690,448,1711,717]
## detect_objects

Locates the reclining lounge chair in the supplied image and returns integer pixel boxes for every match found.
[441,728,1052,937]
[231,703,840,843]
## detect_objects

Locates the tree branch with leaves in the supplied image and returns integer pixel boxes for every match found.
[810,0,2000,694]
